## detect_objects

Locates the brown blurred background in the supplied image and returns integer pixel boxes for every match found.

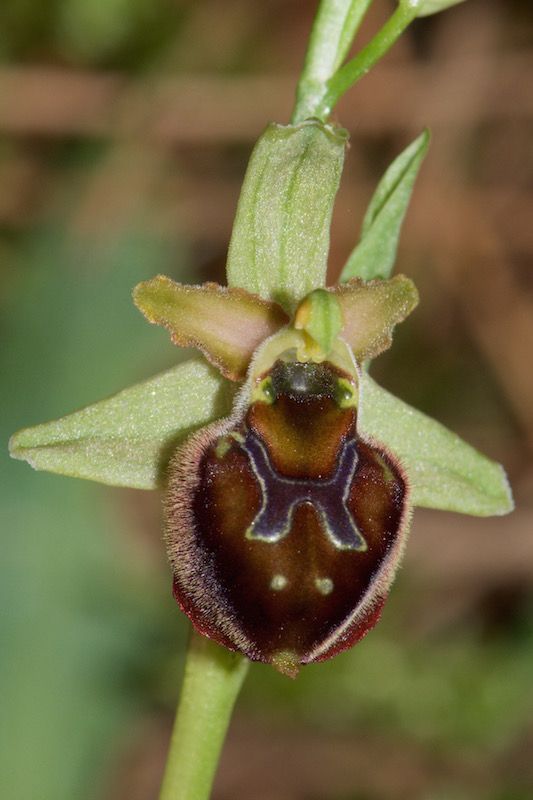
[2,1,533,799]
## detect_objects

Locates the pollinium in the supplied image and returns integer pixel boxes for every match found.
[166,356,409,677]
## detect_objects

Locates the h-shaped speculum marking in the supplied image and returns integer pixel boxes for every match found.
[242,432,367,552]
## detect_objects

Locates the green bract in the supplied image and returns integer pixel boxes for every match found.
[341,130,430,282]
[226,120,347,311]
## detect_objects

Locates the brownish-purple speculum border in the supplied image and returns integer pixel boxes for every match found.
[165,347,410,678]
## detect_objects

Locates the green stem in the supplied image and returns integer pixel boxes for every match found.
[292,0,374,124]
[317,2,420,120]
[158,629,249,800]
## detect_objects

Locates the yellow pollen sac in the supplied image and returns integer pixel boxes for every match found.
[294,297,311,329]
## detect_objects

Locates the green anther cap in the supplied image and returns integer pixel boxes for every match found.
[294,289,343,358]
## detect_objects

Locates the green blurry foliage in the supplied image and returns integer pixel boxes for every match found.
[0,0,183,66]
[1,224,187,800]
[241,597,533,753]
[56,0,168,63]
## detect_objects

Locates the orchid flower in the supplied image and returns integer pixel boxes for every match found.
[10,121,512,677]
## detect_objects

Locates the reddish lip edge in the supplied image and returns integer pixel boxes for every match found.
[173,575,387,666]
[172,576,242,654]
[305,594,387,664]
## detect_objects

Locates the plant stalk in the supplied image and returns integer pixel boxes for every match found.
[292,0,373,124]
[158,629,249,800]
[318,2,419,119]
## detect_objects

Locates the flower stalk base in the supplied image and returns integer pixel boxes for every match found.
[158,629,249,800]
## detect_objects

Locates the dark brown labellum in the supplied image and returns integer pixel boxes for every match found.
[166,358,410,677]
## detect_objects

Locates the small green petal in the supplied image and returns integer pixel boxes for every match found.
[9,358,234,490]
[226,119,347,311]
[341,130,430,282]
[332,275,419,361]
[358,374,514,516]
[133,275,288,381]
[294,289,343,357]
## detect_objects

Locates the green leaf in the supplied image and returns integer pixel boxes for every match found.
[341,130,430,282]
[417,0,467,17]
[358,373,514,516]
[9,358,234,490]
[226,119,347,312]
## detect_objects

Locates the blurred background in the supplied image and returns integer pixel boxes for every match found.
[1,1,533,798]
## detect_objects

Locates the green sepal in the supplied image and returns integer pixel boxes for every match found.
[226,119,348,311]
[10,352,514,515]
[358,373,514,516]
[341,130,430,282]
[416,0,467,17]
[9,358,234,490]
[294,288,343,357]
